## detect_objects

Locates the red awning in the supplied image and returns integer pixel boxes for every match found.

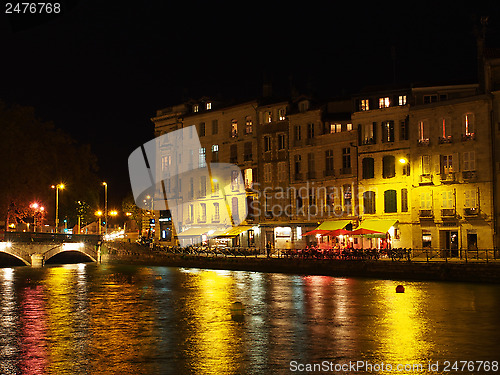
[350,228,384,236]
[303,229,332,236]
[326,229,352,236]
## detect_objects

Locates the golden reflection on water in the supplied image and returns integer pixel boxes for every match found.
[185,269,243,374]
[45,266,80,374]
[372,282,434,373]
[88,266,159,375]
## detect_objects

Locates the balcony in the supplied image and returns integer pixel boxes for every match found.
[464,207,479,216]
[440,172,456,183]
[419,209,433,218]
[438,136,453,144]
[324,169,335,177]
[441,208,456,217]
[340,167,352,175]
[417,138,430,146]
[462,170,477,180]
[419,174,433,185]
[462,133,476,141]
[361,138,376,145]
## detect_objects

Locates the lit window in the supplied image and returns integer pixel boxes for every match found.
[347,123,353,131]
[245,116,253,134]
[206,102,212,110]
[193,104,199,113]
[231,119,238,138]
[278,108,286,121]
[398,95,407,105]
[441,154,453,174]
[379,97,390,108]
[441,118,451,139]
[464,113,475,136]
[266,111,272,123]
[360,99,370,111]
[244,168,253,189]
[418,120,429,144]
[161,155,171,171]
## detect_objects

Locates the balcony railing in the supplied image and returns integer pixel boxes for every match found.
[419,209,433,218]
[462,133,476,141]
[361,138,376,145]
[440,172,456,183]
[417,138,430,146]
[441,208,456,217]
[419,174,433,184]
[324,169,335,177]
[438,136,453,144]
[464,207,479,216]
[462,170,477,180]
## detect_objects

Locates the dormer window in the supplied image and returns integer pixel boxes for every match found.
[360,99,369,111]
[379,97,390,108]
[298,100,310,112]
[193,104,199,113]
[278,108,286,121]
[206,102,212,110]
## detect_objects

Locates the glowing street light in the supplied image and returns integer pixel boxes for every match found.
[30,202,45,232]
[95,210,103,235]
[102,182,108,236]
[51,183,65,233]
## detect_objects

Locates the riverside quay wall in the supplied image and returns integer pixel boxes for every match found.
[101,243,500,284]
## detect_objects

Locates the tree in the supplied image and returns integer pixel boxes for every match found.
[122,193,143,235]
[0,100,100,230]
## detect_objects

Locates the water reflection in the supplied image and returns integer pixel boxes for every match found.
[0,265,499,374]
[185,270,243,374]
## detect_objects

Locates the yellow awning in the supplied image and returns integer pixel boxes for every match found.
[316,220,351,231]
[215,225,253,237]
[177,227,211,237]
[357,219,397,234]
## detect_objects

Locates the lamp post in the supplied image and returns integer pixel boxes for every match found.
[51,183,65,233]
[103,182,108,236]
[29,202,45,232]
[95,210,103,235]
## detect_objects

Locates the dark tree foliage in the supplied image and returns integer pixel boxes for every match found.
[0,100,100,229]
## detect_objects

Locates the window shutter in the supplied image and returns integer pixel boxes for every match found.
[463,152,469,171]
[372,122,377,143]
[470,151,476,170]
[389,120,395,141]
[434,154,442,174]
[452,152,459,173]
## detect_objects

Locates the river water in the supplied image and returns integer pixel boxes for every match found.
[0,263,499,375]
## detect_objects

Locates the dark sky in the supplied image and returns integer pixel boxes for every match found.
[2,1,500,207]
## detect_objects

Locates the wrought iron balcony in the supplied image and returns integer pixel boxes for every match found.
[464,207,479,216]
[440,172,456,183]
[419,174,433,185]
[419,209,433,218]
[462,170,477,180]
[438,136,453,144]
[441,208,456,217]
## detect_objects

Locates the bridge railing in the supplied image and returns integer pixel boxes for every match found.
[5,231,102,244]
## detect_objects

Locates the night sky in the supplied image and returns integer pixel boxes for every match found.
[2,1,499,207]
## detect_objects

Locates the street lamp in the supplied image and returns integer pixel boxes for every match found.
[30,202,45,232]
[95,210,103,235]
[102,182,108,236]
[51,183,65,233]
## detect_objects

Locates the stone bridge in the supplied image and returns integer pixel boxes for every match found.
[0,232,101,267]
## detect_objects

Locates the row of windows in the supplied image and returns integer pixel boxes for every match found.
[418,113,475,144]
[186,199,240,223]
[359,95,407,111]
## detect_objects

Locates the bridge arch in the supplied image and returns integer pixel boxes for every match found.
[43,243,98,263]
[0,251,30,266]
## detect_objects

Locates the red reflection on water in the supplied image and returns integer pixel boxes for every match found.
[20,285,48,375]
